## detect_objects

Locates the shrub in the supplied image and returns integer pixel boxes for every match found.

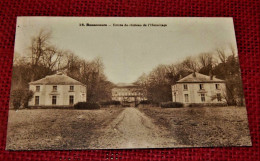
[137,100,161,107]
[99,100,121,106]
[139,100,152,104]
[10,89,34,110]
[161,102,184,108]
[188,103,201,107]
[74,102,100,110]
[188,103,227,107]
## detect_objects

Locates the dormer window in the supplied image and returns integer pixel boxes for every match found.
[36,86,40,92]
[69,85,74,91]
[199,84,204,90]
[53,86,57,91]
[183,84,188,90]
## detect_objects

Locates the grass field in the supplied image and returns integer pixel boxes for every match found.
[139,106,252,147]
[6,108,123,150]
[6,106,252,150]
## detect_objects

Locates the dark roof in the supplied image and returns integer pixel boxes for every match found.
[177,72,225,83]
[29,73,85,86]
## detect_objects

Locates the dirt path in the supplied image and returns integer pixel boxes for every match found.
[90,107,178,149]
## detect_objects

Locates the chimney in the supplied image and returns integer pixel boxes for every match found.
[192,72,196,77]
[209,71,213,80]
[179,74,182,80]
[56,71,63,75]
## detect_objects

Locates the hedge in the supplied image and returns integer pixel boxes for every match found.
[161,102,184,108]
[74,102,100,109]
[188,103,227,107]
[139,100,152,104]
[99,100,121,106]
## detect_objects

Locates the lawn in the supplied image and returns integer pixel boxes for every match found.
[139,106,252,147]
[6,106,252,150]
[6,108,123,150]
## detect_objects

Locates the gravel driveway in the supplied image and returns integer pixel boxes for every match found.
[90,107,179,149]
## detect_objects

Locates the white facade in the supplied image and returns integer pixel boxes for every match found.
[112,83,147,106]
[112,87,145,102]
[28,73,86,107]
[172,72,226,105]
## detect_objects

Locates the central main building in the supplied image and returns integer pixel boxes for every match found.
[112,83,147,107]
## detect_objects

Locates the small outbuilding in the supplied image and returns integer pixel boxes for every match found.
[28,73,86,107]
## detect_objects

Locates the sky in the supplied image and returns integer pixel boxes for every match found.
[14,17,238,84]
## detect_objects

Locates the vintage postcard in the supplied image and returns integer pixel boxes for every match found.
[6,17,251,150]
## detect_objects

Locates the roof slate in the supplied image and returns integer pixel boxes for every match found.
[177,72,225,83]
[29,73,85,86]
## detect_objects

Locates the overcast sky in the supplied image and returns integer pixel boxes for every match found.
[14,17,237,84]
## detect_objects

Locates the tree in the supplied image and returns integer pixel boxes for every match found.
[182,57,200,72]
[10,90,33,110]
[198,52,213,68]
[198,52,215,75]
[134,45,245,106]
[213,47,245,106]
[135,65,173,103]
[12,28,114,106]
[216,48,227,64]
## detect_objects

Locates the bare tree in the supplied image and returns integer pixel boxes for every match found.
[198,52,213,68]
[30,29,52,66]
[216,48,227,64]
[182,57,200,72]
[41,46,64,71]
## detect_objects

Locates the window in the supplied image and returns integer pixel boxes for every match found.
[52,96,57,105]
[69,95,74,105]
[184,94,189,102]
[69,85,74,91]
[35,96,39,105]
[217,93,222,102]
[53,86,57,91]
[201,94,205,102]
[199,84,204,90]
[215,84,220,90]
[183,84,188,90]
[36,86,40,92]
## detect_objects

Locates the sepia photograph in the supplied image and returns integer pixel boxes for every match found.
[6,17,251,150]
